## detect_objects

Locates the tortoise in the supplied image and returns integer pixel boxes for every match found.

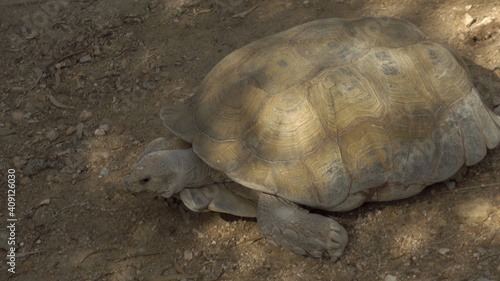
[125,17,500,260]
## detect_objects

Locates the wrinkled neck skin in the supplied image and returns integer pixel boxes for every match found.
[176,149,229,188]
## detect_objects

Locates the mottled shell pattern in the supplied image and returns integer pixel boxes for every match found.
[162,18,500,210]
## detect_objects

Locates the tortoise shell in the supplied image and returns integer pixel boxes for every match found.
[161,17,500,210]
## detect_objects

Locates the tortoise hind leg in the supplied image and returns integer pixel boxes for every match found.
[257,193,348,260]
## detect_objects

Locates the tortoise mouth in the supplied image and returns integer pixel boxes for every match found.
[127,189,159,199]
[160,190,176,198]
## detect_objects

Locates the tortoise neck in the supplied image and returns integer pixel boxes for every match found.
[182,149,228,187]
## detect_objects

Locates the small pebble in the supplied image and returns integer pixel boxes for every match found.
[76,123,85,138]
[79,55,92,63]
[95,124,110,136]
[79,110,93,121]
[474,16,494,28]
[476,247,487,256]
[13,156,24,169]
[100,168,109,177]
[46,129,59,141]
[384,274,397,281]
[132,247,146,255]
[465,5,472,10]
[184,249,193,261]
[94,128,106,136]
[99,124,110,132]
[227,0,242,7]
[445,181,456,190]
[11,111,24,123]
[438,248,451,255]
[10,87,25,94]
[66,126,77,135]
[463,13,475,27]
[38,199,51,206]
[455,198,493,222]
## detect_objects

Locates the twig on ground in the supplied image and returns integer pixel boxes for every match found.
[232,4,259,18]
[7,45,27,52]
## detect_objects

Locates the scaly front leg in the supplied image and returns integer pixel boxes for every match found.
[257,193,348,260]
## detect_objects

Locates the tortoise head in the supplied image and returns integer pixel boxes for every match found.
[125,150,185,198]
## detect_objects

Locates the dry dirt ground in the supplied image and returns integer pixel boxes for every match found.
[1,0,499,280]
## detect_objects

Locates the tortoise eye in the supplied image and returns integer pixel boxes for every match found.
[140,177,151,184]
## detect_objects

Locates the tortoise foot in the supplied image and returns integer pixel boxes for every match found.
[257,193,347,260]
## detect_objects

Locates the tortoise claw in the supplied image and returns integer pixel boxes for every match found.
[257,193,348,260]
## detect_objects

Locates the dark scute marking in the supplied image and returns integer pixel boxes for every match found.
[375,51,390,60]
[342,21,360,37]
[241,68,266,90]
[338,45,355,60]
[382,65,400,76]
[277,59,288,67]
[424,45,438,59]
[327,41,339,49]
[375,51,400,76]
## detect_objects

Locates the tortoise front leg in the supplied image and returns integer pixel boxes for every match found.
[179,182,257,218]
[257,193,348,260]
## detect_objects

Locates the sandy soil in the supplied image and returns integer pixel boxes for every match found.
[1,0,499,280]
